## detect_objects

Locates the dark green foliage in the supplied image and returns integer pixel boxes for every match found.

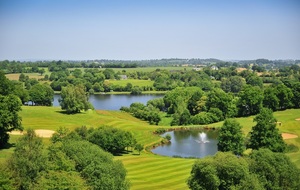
[0,166,15,190]
[135,143,143,155]
[291,82,300,108]
[34,170,88,190]
[187,90,204,115]
[29,83,54,106]
[59,84,93,113]
[187,150,300,190]
[249,149,300,190]
[0,71,14,96]
[248,108,286,152]
[237,85,263,116]
[60,140,129,190]
[263,86,279,111]
[121,102,161,125]
[8,130,47,189]
[165,134,171,141]
[0,94,22,148]
[187,152,256,190]
[191,112,213,125]
[221,76,245,93]
[147,98,165,111]
[218,119,244,155]
[246,74,263,88]
[206,88,237,118]
[274,84,294,110]
[87,126,135,155]
[130,86,142,95]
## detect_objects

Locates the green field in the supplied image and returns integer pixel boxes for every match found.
[1,106,300,189]
[106,79,154,87]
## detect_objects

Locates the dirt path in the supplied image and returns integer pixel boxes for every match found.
[9,129,55,138]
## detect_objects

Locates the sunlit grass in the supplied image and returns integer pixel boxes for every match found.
[2,106,300,189]
[106,79,154,87]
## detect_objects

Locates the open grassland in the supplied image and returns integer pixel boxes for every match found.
[1,107,300,189]
[106,79,154,87]
[100,66,193,72]
[68,66,193,73]
[5,73,45,80]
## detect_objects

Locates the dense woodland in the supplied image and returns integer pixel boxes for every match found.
[1,59,300,189]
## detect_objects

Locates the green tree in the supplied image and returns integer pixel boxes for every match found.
[246,74,263,88]
[38,68,45,76]
[0,71,14,96]
[60,139,129,190]
[221,76,245,93]
[217,119,244,155]
[130,86,142,95]
[0,94,22,148]
[135,143,143,155]
[8,129,47,189]
[248,108,286,152]
[19,73,26,82]
[87,126,136,155]
[274,84,293,110]
[29,83,54,106]
[59,84,93,114]
[249,149,300,190]
[34,170,88,190]
[206,88,237,118]
[237,85,263,116]
[187,152,259,190]
[263,86,279,111]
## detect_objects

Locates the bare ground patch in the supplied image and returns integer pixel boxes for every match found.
[295,118,300,121]
[282,133,298,140]
[9,129,55,138]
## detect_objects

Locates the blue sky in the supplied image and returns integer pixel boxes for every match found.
[0,0,299,60]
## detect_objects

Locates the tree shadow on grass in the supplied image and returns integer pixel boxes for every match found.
[55,110,85,115]
[0,142,16,150]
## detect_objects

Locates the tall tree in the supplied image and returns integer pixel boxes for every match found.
[249,149,300,190]
[221,76,245,93]
[0,71,14,96]
[247,108,286,152]
[237,85,263,116]
[187,152,262,190]
[8,129,46,189]
[0,94,22,148]
[29,83,54,106]
[263,86,279,111]
[218,119,244,155]
[59,84,93,114]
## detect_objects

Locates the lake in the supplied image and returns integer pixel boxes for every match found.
[152,130,218,158]
[53,94,164,110]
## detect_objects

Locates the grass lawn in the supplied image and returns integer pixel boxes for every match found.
[2,107,300,189]
[5,73,45,81]
[106,79,154,87]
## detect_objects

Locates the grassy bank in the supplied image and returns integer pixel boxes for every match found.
[1,106,299,189]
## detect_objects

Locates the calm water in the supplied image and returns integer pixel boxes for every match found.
[152,130,218,158]
[53,94,164,110]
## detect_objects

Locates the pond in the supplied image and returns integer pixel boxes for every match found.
[53,94,164,110]
[152,130,218,158]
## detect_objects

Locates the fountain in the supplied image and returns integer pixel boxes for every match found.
[195,132,209,143]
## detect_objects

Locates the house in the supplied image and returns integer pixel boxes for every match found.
[119,75,128,80]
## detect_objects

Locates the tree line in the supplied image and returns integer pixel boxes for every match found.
[125,76,299,125]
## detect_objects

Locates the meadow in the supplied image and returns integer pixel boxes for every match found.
[106,79,154,87]
[1,106,299,189]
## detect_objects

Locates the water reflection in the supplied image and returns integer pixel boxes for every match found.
[53,94,163,110]
[152,130,218,158]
